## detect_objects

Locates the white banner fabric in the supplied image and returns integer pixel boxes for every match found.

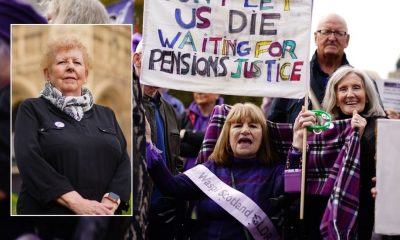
[142,0,312,97]
[375,119,400,235]
[376,79,400,112]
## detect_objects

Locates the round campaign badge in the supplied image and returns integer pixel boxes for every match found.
[54,121,65,128]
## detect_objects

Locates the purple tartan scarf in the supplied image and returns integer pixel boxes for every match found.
[196,104,361,239]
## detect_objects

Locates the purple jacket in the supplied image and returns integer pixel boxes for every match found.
[147,143,284,240]
[187,97,224,132]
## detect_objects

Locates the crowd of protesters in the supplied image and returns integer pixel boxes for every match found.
[1,0,400,239]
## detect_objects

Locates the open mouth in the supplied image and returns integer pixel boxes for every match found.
[238,137,253,145]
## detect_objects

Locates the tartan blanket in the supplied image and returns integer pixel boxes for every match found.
[196,104,361,239]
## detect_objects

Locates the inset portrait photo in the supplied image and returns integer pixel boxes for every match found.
[11,24,132,216]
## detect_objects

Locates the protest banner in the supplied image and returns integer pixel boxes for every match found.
[375,119,400,235]
[376,79,400,112]
[142,0,312,97]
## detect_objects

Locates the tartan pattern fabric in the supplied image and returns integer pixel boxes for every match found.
[196,104,361,239]
[319,131,360,239]
[196,104,232,164]
[267,121,293,161]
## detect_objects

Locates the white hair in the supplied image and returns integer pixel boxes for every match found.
[44,0,110,24]
[135,39,143,54]
[322,66,386,119]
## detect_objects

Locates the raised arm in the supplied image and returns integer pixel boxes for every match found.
[146,117,203,200]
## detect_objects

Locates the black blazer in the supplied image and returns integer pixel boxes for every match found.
[14,97,131,215]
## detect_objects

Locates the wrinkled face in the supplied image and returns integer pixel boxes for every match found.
[44,48,88,96]
[336,73,367,115]
[315,16,349,58]
[229,117,262,159]
[143,85,159,97]
[193,92,218,106]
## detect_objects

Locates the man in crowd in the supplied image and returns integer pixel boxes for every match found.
[267,13,350,123]
[133,40,183,240]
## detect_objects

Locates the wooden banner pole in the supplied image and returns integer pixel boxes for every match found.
[300,94,309,220]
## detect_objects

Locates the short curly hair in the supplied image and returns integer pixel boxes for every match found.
[41,36,91,72]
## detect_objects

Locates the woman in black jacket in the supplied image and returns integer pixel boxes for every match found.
[318,66,386,239]
[14,36,131,215]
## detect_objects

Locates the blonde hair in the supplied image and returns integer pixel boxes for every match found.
[322,66,386,119]
[209,103,277,166]
[44,0,110,24]
[41,37,91,71]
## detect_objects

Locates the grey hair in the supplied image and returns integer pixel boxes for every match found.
[135,39,143,54]
[44,0,110,24]
[322,65,386,119]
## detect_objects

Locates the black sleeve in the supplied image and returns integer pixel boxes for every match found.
[0,87,10,192]
[267,98,289,123]
[268,98,306,124]
[179,110,206,158]
[106,109,131,210]
[14,100,74,203]
[180,130,205,158]
[179,111,188,130]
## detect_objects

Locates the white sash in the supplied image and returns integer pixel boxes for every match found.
[184,164,280,240]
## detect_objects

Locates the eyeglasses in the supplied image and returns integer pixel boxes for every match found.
[316,29,347,38]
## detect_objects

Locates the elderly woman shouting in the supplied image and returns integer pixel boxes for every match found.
[146,103,284,240]
[14,37,131,215]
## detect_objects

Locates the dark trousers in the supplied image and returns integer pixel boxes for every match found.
[147,209,180,240]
